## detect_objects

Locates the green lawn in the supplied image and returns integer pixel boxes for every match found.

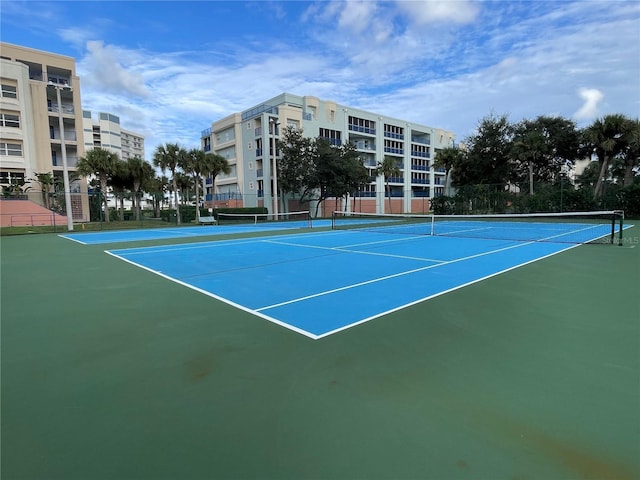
[1,229,638,480]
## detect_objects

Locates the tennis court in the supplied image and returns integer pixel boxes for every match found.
[61,211,322,245]
[1,211,638,480]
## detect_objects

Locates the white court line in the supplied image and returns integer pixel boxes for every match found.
[104,249,320,339]
[255,222,607,313]
[108,229,345,255]
[262,238,447,263]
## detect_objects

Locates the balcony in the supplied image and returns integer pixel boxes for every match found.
[384,132,404,140]
[52,155,78,167]
[48,104,75,115]
[255,148,263,157]
[348,124,376,135]
[410,151,429,158]
[256,169,263,177]
[411,136,430,145]
[384,147,404,155]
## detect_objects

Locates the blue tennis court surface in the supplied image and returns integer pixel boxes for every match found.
[106,228,598,339]
[60,219,330,245]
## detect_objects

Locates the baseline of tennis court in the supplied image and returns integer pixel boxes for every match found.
[60,218,330,245]
[106,227,598,339]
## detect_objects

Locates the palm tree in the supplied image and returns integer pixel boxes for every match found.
[204,153,231,210]
[183,149,207,223]
[622,119,640,187]
[110,159,131,221]
[76,147,119,222]
[376,155,401,213]
[127,156,154,220]
[433,147,465,197]
[153,143,185,224]
[28,172,55,209]
[582,114,629,198]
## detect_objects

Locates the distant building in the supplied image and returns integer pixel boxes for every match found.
[82,110,145,161]
[201,93,455,215]
[0,42,90,220]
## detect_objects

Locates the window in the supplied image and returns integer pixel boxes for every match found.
[0,113,20,128]
[1,84,17,99]
[0,142,22,156]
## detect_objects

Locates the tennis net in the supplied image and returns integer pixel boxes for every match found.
[218,210,312,228]
[331,210,625,245]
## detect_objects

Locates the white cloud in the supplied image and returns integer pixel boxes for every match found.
[80,41,150,98]
[395,0,480,25]
[574,88,604,121]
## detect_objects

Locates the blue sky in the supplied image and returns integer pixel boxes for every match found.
[2,0,639,159]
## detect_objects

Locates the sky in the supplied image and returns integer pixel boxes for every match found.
[1,0,639,160]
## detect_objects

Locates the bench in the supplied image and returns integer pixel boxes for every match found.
[198,216,217,225]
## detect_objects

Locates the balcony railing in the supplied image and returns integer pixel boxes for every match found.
[256,169,263,177]
[384,147,404,155]
[384,132,404,140]
[411,136,430,145]
[52,155,78,167]
[50,131,77,141]
[48,104,75,115]
[348,124,375,135]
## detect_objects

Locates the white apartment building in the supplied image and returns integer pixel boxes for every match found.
[0,42,90,221]
[82,110,145,161]
[201,93,455,215]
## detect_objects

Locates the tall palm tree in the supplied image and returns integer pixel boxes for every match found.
[153,143,185,224]
[110,159,131,221]
[184,149,207,223]
[76,147,119,222]
[622,119,640,187]
[434,147,465,197]
[204,153,231,210]
[28,172,55,209]
[376,155,401,213]
[127,156,154,220]
[582,114,629,198]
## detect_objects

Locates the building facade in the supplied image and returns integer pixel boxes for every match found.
[0,42,89,221]
[201,93,455,215]
[82,110,145,161]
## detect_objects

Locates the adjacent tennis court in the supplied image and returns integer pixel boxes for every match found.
[107,211,629,338]
[61,211,321,245]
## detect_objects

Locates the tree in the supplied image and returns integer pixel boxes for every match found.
[455,113,514,188]
[76,147,119,222]
[434,147,465,196]
[183,149,206,223]
[127,156,154,220]
[277,127,318,206]
[28,172,55,209]
[621,119,640,187]
[110,159,131,221]
[203,152,231,211]
[511,124,547,195]
[144,174,169,218]
[582,114,630,198]
[153,143,185,224]
[376,155,401,213]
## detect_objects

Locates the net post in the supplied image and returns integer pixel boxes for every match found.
[430,214,435,236]
[331,211,336,230]
[610,212,616,245]
[617,210,624,246]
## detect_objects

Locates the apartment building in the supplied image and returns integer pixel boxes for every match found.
[82,109,145,161]
[0,42,89,221]
[201,93,455,215]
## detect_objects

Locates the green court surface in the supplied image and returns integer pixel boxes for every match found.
[1,230,639,480]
